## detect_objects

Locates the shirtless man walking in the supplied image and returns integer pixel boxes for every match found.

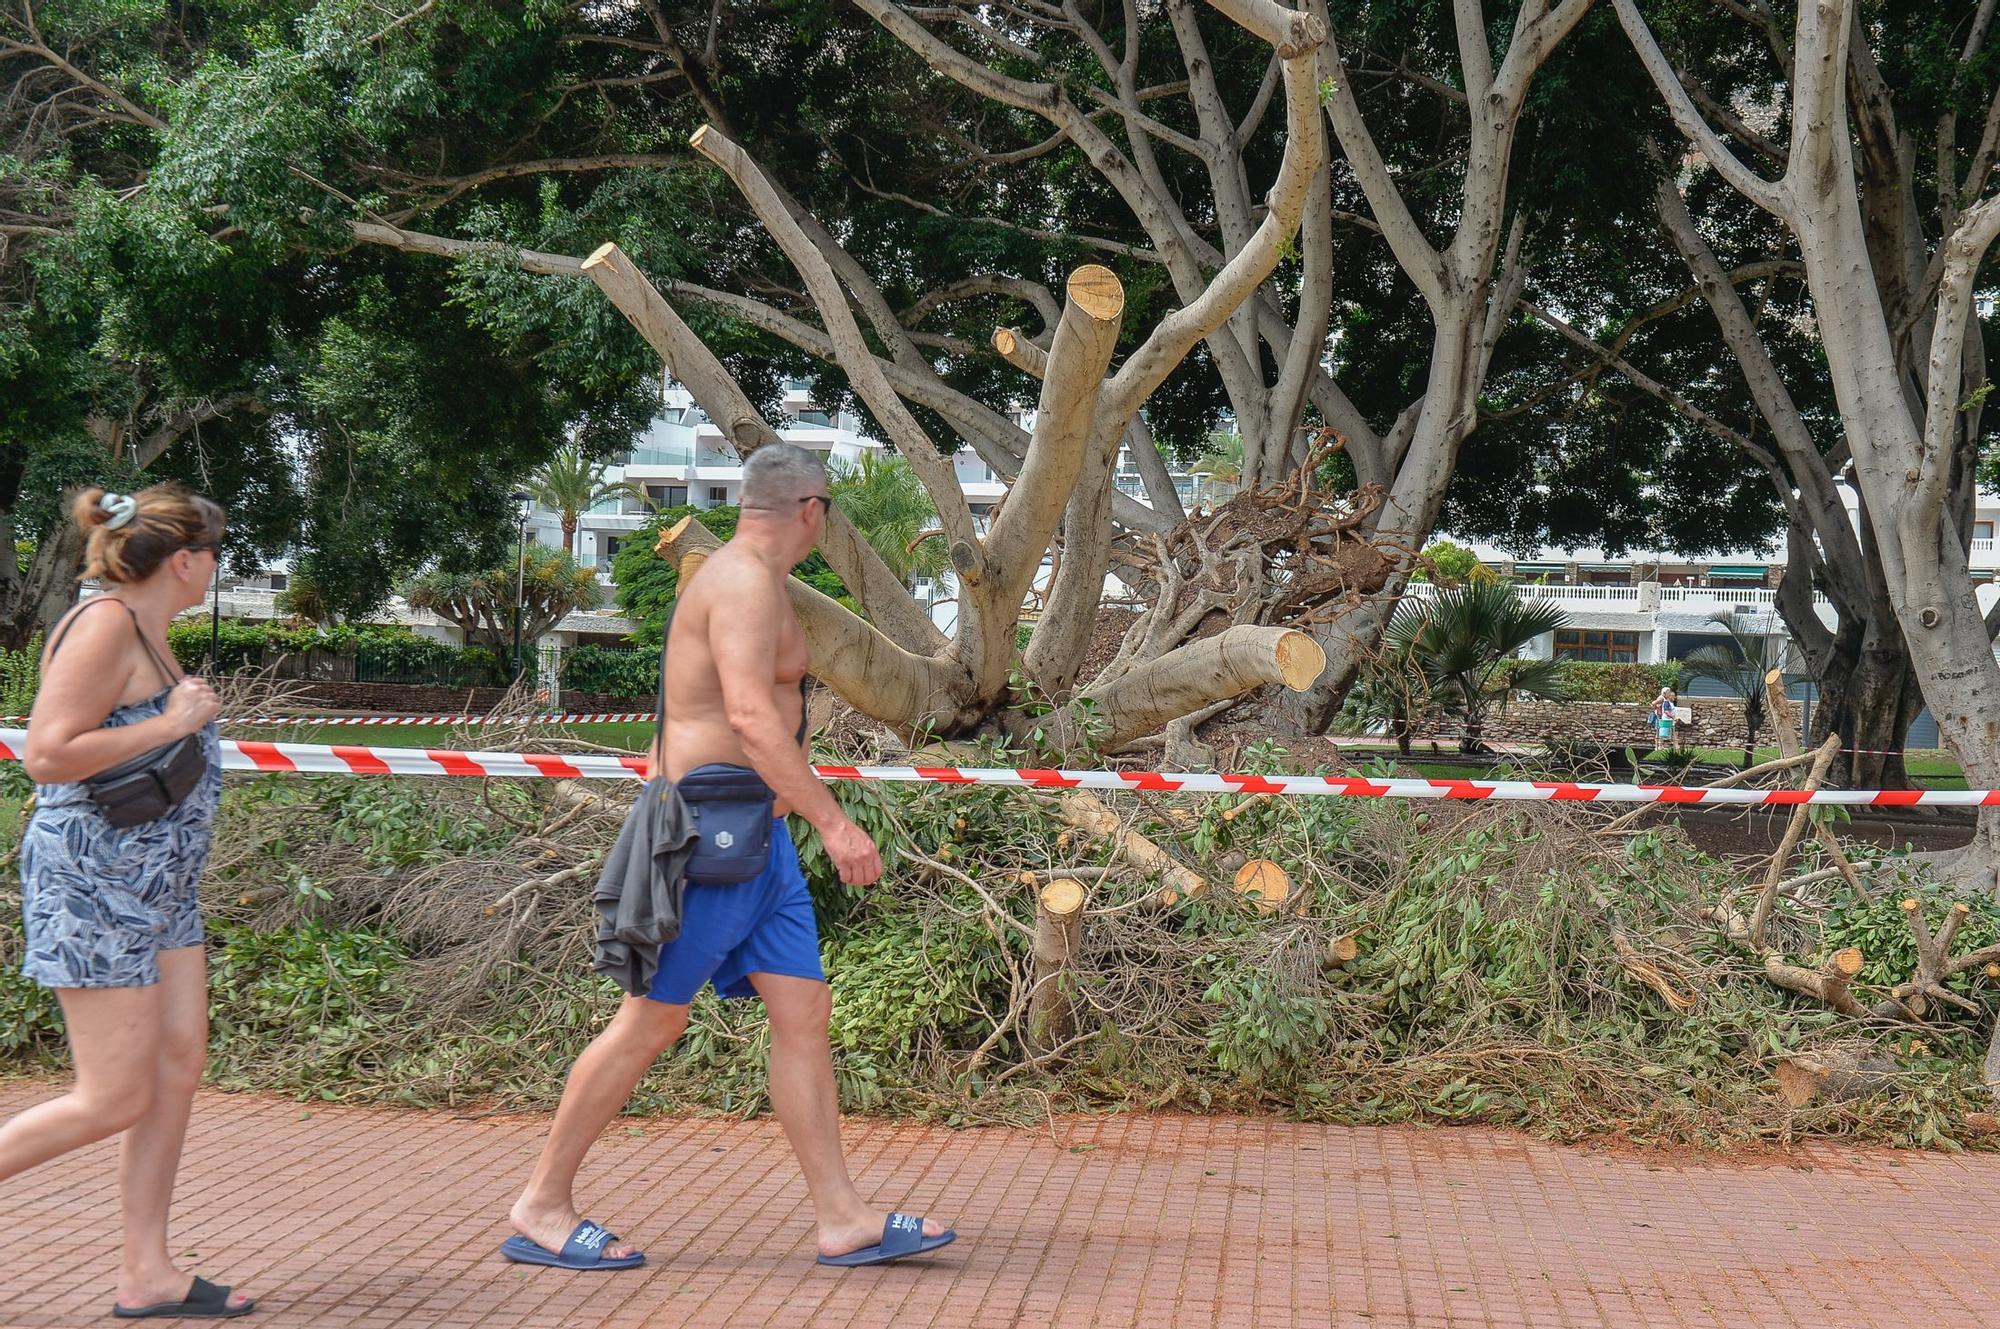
[503,444,954,1271]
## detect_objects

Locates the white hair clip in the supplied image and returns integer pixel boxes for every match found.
[99,492,137,530]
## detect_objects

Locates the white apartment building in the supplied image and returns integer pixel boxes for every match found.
[1423,487,2000,672]
[531,381,1011,578]
[1422,487,2000,747]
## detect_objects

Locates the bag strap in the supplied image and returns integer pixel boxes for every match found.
[654,600,811,750]
[45,598,181,690]
[653,604,674,758]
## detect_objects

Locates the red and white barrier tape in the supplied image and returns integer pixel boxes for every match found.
[0,729,1989,806]
[0,713,655,727]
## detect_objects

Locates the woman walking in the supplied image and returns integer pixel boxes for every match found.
[0,485,253,1318]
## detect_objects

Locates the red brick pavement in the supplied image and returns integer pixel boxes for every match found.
[2,1084,1996,1327]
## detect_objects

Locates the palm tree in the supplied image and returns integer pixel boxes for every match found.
[1347,631,1436,755]
[1385,581,1571,753]
[527,447,649,559]
[1680,612,1788,768]
[828,452,950,589]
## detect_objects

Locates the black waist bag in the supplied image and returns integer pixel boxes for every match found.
[86,731,208,829]
[678,762,775,883]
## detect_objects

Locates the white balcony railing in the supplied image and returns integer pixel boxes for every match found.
[1659,585,1775,607]
[1405,581,1641,605]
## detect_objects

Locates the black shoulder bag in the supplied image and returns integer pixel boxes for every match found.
[44,600,209,828]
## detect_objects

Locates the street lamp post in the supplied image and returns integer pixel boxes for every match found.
[207,559,222,674]
[510,490,531,682]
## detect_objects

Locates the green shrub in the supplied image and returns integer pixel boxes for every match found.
[163,621,505,686]
[559,645,656,698]
[1546,659,1686,703]
[0,635,39,713]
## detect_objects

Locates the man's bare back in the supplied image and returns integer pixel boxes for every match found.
[656,544,809,812]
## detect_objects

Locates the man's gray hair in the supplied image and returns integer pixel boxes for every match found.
[740,443,828,510]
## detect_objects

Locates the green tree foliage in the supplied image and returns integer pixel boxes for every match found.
[402,543,601,651]
[610,506,848,648]
[1411,540,1489,586]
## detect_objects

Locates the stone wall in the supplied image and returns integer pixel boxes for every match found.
[1388,696,1764,749]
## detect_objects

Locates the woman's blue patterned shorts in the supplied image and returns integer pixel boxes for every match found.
[18,718,221,990]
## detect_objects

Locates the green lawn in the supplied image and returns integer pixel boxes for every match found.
[225,721,655,752]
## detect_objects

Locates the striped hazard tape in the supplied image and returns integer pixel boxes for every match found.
[0,729,1990,806]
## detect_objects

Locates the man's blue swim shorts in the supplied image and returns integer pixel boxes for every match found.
[644,817,825,1004]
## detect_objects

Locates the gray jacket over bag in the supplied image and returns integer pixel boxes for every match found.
[588,605,808,995]
[591,609,702,996]
[591,774,700,996]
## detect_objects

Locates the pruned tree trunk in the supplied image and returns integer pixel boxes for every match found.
[1619,0,2000,889]
[1026,876,1086,1052]
[333,0,1334,753]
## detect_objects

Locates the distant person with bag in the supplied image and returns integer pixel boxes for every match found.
[1650,686,1681,751]
[0,485,253,1319]
[502,443,956,1274]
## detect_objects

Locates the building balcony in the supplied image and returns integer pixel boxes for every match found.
[620,461,743,483]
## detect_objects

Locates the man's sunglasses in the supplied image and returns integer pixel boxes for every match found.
[800,495,832,514]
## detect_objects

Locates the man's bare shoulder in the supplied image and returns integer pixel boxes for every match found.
[687,545,783,605]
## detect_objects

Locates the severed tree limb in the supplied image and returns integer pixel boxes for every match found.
[1710,904,1872,1018]
[986,266,1125,580]
[577,241,945,654]
[1075,625,1325,752]
[1055,789,1212,905]
[1749,731,1842,950]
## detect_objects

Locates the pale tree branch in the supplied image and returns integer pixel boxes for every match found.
[1312,6,1448,305]
[1612,0,1789,217]
[1916,197,2000,521]
[1684,72,1788,169]
[1453,0,1495,103]
[1105,6,1328,419]
[689,124,983,563]
[903,274,1062,331]
[1235,49,1283,146]
[572,244,949,654]
[1262,166,1334,474]
[1124,412,1187,524]
[985,266,1126,576]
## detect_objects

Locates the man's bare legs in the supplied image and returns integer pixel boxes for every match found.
[750,972,945,1257]
[509,994,688,1259]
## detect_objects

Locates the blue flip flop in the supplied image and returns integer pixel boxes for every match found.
[816,1213,957,1268]
[500,1220,646,1270]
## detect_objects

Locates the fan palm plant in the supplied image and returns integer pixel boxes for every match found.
[527,446,649,558]
[1679,612,1787,767]
[1383,581,1571,753]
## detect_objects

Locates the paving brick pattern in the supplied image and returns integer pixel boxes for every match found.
[2,1084,1996,1327]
